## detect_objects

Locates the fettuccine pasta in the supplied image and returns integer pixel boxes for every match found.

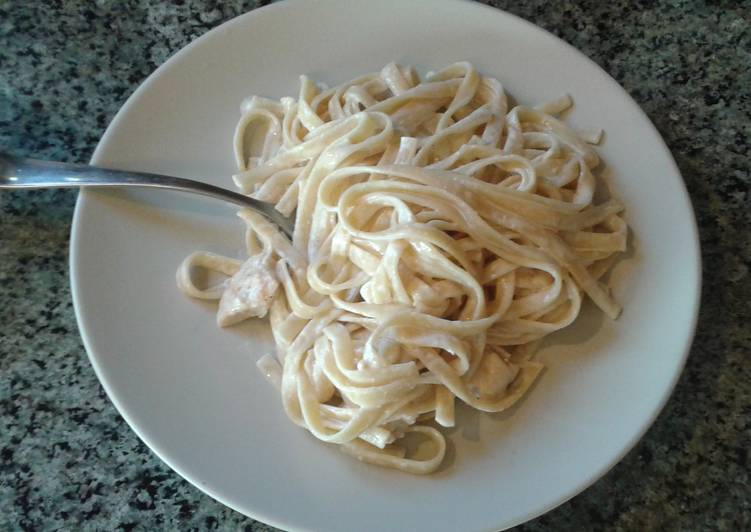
[177,62,627,474]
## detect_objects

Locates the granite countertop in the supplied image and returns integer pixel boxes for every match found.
[1,0,749,530]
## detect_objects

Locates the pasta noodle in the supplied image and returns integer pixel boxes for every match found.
[177,62,627,474]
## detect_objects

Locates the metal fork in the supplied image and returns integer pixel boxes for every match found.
[0,151,294,237]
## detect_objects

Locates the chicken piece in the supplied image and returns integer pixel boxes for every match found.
[217,252,279,327]
[468,350,520,398]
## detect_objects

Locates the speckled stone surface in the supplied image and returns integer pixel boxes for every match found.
[0,0,749,530]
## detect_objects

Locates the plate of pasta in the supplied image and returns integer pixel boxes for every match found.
[70,0,700,530]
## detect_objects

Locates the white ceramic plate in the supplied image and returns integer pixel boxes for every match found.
[70,1,701,530]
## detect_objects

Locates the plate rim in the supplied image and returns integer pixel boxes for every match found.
[69,0,702,530]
